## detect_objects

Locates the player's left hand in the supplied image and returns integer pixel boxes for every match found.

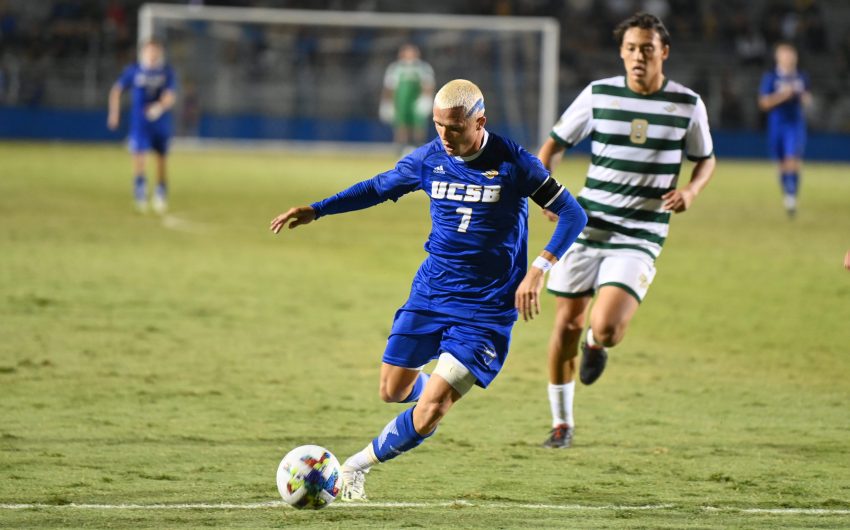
[145,103,164,121]
[270,206,317,234]
[515,268,545,322]
[661,188,694,213]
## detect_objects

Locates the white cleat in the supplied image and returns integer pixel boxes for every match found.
[152,196,168,215]
[340,468,368,502]
[783,195,797,218]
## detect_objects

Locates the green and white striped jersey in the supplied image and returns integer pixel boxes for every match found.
[551,76,713,260]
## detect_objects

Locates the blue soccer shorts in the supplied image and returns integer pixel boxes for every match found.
[768,125,806,160]
[128,125,171,155]
[382,308,513,389]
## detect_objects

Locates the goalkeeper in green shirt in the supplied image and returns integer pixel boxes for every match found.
[380,44,435,149]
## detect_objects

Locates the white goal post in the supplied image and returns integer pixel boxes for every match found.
[138,3,560,148]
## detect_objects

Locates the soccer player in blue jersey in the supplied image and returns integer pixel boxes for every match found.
[270,79,587,501]
[759,42,811,218]
[108,40,177,214]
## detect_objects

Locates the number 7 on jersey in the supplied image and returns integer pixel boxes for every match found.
[455,207,473,233]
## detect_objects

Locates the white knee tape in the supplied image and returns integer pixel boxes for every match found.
[433,353,476,396]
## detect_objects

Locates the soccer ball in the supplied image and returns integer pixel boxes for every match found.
[276,445,341,509]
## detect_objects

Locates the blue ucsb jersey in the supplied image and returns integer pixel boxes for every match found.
[116,62,177,133]
[312,131,578,323]
[759,69,809,129]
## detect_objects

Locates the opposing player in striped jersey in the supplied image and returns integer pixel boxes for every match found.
[536,13,716,448]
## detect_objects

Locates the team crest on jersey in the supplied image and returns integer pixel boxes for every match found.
[431,181,500,203]
[481,170,499,179]
[135,72,166,89]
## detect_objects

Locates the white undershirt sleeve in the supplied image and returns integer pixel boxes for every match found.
[550,84,594,147]
[685,97,714,160]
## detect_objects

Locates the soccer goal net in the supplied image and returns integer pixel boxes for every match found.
[138,3,559,150]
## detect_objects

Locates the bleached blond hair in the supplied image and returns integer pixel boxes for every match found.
[434,79,485,118]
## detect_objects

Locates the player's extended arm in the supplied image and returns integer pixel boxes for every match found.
[515,181,588,321]
[270,177,395,234]
[537,137,566,173]
[107,85,122,130]
[662,155,716,213]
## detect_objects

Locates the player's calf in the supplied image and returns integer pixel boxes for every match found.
[551,311,586,348]
[133,174,148,212]
[412,393,453,435]
[379,367,428,403]
[152,182,168,215]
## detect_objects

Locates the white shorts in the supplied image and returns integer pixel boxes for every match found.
[546,244,657,303]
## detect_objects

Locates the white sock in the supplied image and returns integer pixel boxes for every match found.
[586,328,599,348]
[547,382,575,427]
[342,443,378,473]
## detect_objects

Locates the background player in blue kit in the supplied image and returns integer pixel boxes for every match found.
[270,79,587,502]
[758,42,811,218]
[108,40,177,214]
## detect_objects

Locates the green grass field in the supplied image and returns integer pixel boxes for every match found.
[1,142,849,528]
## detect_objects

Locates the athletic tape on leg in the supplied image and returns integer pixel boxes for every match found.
[433,353,476,396]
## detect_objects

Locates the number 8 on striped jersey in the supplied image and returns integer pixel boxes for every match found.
[630,118,649,144]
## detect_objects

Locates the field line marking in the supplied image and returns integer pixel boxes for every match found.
[703,506,850,515]
[161,213,212,234]
[0,501,668,511]
[1,501,848,514]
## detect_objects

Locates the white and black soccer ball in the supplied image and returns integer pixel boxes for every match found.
[276,445,341,509]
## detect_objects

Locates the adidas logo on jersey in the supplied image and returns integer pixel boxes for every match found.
[433,165,445,174]
[664,103,678,113]
[431,181,501,203]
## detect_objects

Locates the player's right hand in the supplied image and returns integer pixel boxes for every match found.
[541,209,559,222]
[515,267,545,322]
[107,113,119,130]
[270,206,316,234]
